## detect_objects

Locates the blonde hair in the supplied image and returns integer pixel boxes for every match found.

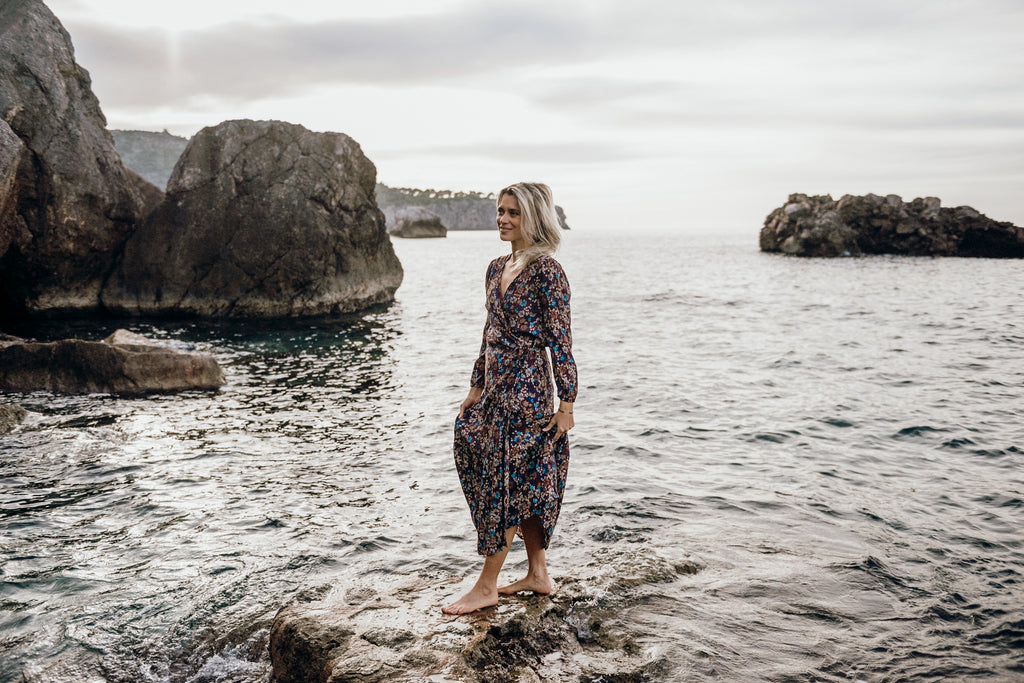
[498,182,562,269]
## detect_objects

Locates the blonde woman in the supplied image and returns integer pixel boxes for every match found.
[443,182,577,615]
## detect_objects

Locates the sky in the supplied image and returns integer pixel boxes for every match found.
[45,0,1024,233]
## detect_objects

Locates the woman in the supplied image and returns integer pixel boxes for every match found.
[443,182,577,615]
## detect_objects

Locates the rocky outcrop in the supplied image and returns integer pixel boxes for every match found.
[0,329,224,395]
[101,119,403,318]
[0,403,27,434]
[377,185,572,231]
[269,549,699,682]
[0,0,162,318]
[385,206,447,238]
[761,193,1024,257]
[111,129,190,190]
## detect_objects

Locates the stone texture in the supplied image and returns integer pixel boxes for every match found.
[760,193,1024,257]
[0,403,27,434]
[101,119,403,318]
[0,0,162,318]
[269,548,699,682]
[385,206,447,238]
[0,330,224,395]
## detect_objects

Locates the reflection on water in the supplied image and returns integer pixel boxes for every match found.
[2,231,1024,681]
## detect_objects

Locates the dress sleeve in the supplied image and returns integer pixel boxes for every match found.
[536,257,578,402]
[470,259,498,388]
[470,311,488,388]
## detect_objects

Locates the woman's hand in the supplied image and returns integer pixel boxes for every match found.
[458,386,484,418]
[543,401,574,439]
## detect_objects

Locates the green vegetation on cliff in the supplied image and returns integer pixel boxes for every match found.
[376,185,499,231]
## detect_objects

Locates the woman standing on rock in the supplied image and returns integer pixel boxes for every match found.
[443,182,577,615]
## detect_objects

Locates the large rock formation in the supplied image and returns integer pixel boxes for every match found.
[0,0,162,318]
[377,185,572,231]
[385,206,447,238]
[761,193,1024,257]
[0,329,224,395]
[102,119,403,318]
[111,129,190,190]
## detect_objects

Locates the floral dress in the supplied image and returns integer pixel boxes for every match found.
[454,253,578,556]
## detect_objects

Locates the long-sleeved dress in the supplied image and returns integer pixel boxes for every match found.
[454,253,578,556]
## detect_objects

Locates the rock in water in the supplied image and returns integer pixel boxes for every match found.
[269,547,699,681]
[0,330,224,395]
[386,206,447,238]
[760,193,1024,257]
[0,0,162,318]
[0,403,27,434]
[102,120,403,318]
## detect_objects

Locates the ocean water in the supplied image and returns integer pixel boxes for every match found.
[2,230,1023,682]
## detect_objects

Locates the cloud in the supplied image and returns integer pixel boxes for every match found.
[373,141,644,164]
[67,0,1024,121]
[70,4,613,108]
[64,0,924,107]
[51,0,1024,226]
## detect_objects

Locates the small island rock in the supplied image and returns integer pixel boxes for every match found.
[101,119,403,318]
[0,0,162,318]
[0,330,224,395]
[385,206,447,238]
[760,193,1024,257]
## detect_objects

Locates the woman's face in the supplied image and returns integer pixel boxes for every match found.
[496,193,524,245]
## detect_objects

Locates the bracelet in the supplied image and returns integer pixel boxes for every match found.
[558,409,573,415]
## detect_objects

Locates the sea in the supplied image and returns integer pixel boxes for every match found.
[2,230,1023,682]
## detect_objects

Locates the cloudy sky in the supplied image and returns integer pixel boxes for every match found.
[47,0,1024,232]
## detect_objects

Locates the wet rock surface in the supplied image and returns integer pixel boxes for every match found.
[0,402,27,434]
[270,549,699,682]
[386,206,448,238]
[760,193,1024,257]
[0,0,162,318]
[101,119,403,318]
[0,329,224,395]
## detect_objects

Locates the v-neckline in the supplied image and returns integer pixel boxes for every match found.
[499,254,527,299]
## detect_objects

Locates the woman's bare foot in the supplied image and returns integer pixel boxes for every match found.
[498,574,553,595]
[441,585,499,615]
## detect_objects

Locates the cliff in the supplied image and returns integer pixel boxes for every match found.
[110,129,189,190]
[0,0,162,318]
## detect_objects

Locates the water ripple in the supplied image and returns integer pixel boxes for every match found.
[2,233,1024,681]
